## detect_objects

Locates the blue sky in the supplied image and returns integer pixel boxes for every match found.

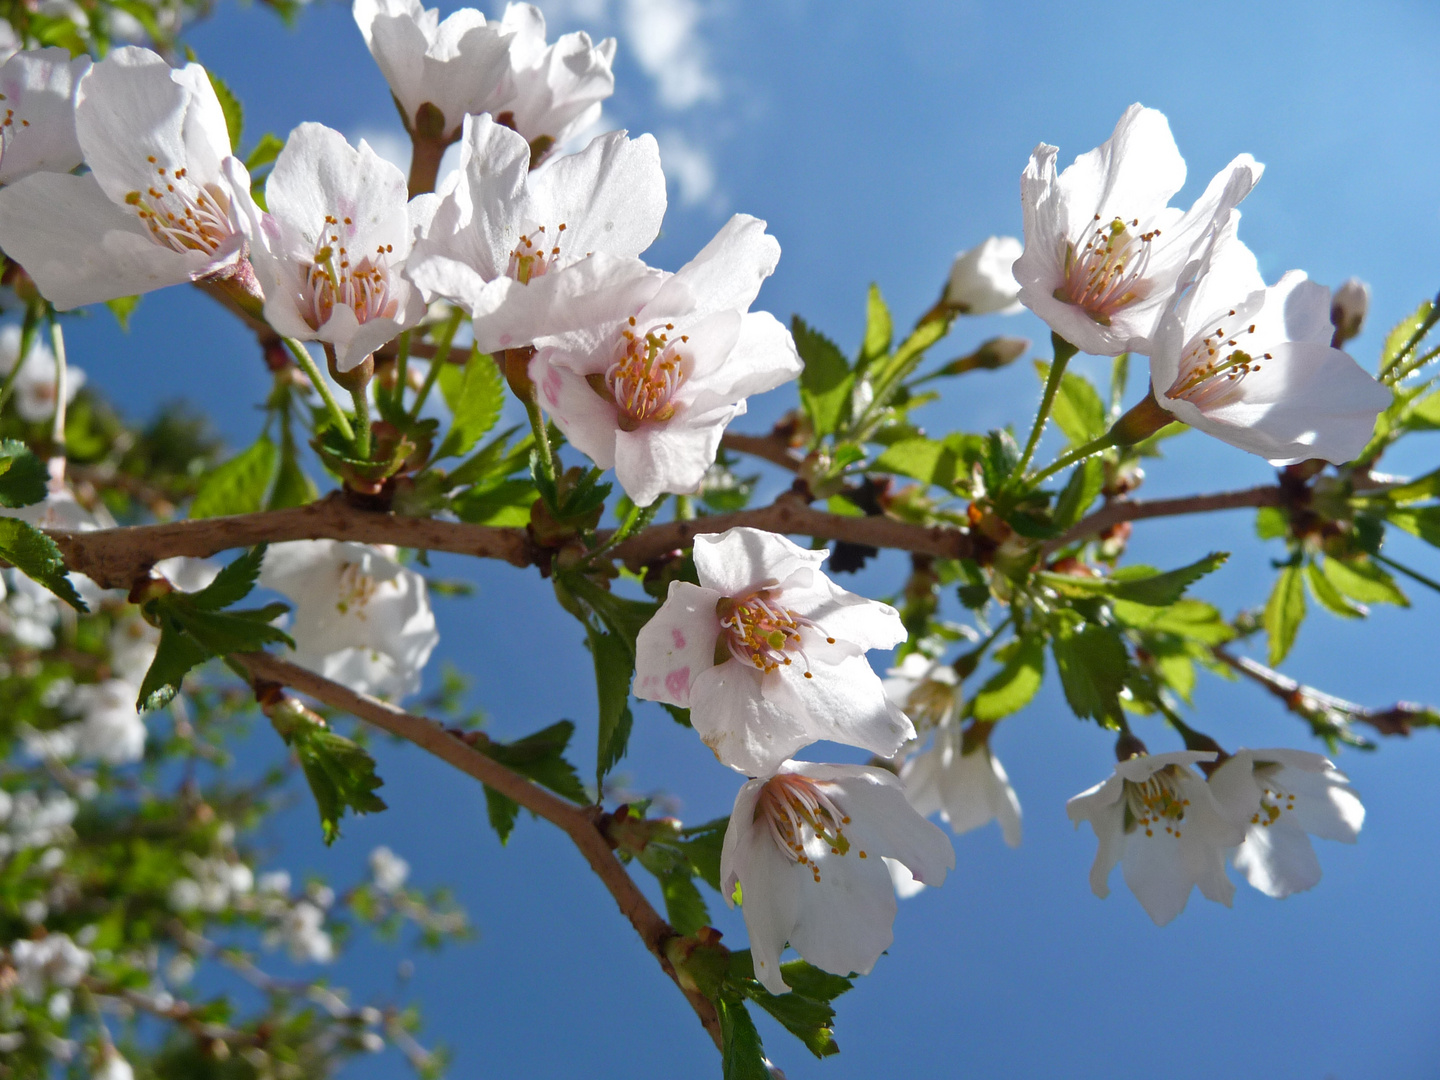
[55,0,1440,1075]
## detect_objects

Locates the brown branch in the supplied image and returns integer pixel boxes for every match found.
[1042,485,1284,557]
[232,651,724,1052]
[611,491,975,566]
[720,430,803,473]
[49,494,535,589]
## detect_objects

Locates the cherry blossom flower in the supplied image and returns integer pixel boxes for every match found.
[497,3,616,150]
[369,845,411,892]
[259,540,439,701]
[25,680,147,765]
[95,1051,134,1080]
[0,323,85,423]
[0,48,89,185]
[901,725,1022,848]
[407,112,665,349]
[1066,750,1243,925]
[238,123,426,372]
[1148,211,1391,465]
[720,761,953,994]
[1208,747,1364,899]
[634,527,911,776]
[0,20,18,64]
[941,236,1022,315]
[11,933,91,1000]
[1013,103,1262,356]
[883,653,961,729]
[528,215,800,506]
[353,0,513,141]
[0,47,254,310]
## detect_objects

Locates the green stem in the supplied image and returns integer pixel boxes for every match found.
[523,396,557,491]
[0,308,39,413]
[350,385,372,460]
[284,338,354,443]
[1026,430,1117,488]
[409,308,464,419]
[1374,551,1440,595]
[49,317,68,453]
[1011,332,1079,482]
[1380,288,1440,382]
[392,330,411,413]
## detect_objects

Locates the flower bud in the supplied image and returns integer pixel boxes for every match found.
[1330,277,1370,346]
[934,336,1029,377]
[941,236,1023,315]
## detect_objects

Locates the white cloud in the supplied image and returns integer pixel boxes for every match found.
[657,129,720,210]
[622,0,720,110]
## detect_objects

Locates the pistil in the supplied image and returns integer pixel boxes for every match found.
[755,773,863,882]
[303,215,399,331]
[124,157,234,255]
[1053,214,1160,325]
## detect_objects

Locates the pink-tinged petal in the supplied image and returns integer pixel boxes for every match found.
[689,661,813,777]
[799,764,955,886]
[781,575,906,653]
[529,351,621,468]
[268,124,411,257]
[76,47,192,201]
[686,310,801,411]
[478,253,662,352]
[644,214,779,319]
[1232,818,1322,898]
[766,653,915,763]
[885,857,927,899]
[724,810,801,993]
[612,401,738,506]
[528,130,666,261]
[633,580,723,706]
[0,172,217,308]
[692,527,828,597]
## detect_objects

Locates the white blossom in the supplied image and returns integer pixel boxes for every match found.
[529,215,801,506]
[26,679,147,764]
[1148,210,1390,465]
[496,3,615,149]
[353,0,512,140]
[900,725,1022,848]
[942,236,1022,315]
[267,900,334,963]
[11,933,91,1000]
[0,324,85,423]
[1066,750,1243,925]
[109,614,160,688]
[1,568,60,648]
[0,47,90,185]
[0,789,77,857]
[882,653,961,730]
[0,47,255,309]
[1208,747,1364,898]
[94,1051,135,1080]
[257,870,292,896]
[635,527,911,776]
[1013,103,1261,356]
[238,123,425,372]
[369,845,410,892]
[0,19,18,64]
[408,112,666,351]
[260,540,439,701]
[169,856,253,913]
[720,761,953,994]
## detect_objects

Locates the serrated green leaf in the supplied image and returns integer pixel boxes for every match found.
[1305,560,1365,618]
[206,69,243,150]
[1377,467,1440,504]
[1111,552,1228,606]
[859,283,892,369]
[1052,624,1127,723]
[0,440,47,507]
[268,440,317,510]
[0,517,87,610]
[435,349,504,459]
[589,625,634,784]
[1380,298,1433,374]
[1035,361,1107,446]
[1321,556,1408,607]
[452,479,538,525]
[794,316,851,437]
[137,621,211,711]
[1255,506,1289,540]
[447,426,529,487]
[1264,564,1306,666]
[972,635,1044,721]
[1112,598,1235,644]
[188,546,266,610]
[190,436,278,519]
[565,572,658,653]
[1384,506,1440,546]
[873,437,957,488]
[1403,389,1440,431]
[719,999,770,1080]
[482,786,520,843]
[168,605,292,656]
[678,817,727,892]
[658,871,709,936]
[243,132,285,171]
[480,720,587,804]
[284,720,387,844]
[1053,455,1104,529]
[870,316,949,406]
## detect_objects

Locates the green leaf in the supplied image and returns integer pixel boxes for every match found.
[1112,598,1235,644]
[1254,506,1289,540]
[268,439,317,510]
[1035,361,1107,446]
[972,635,1044,721]
[718,999,770,1080]
[1305,560,1365,618]
[677,817,727,892]
[206,69,244,150]
[479,720,587,804]
[1264,564,1306,666]
[794,316,852,437]
[873,437,957,488]
[190,436,278,519]
[482,787,521,844]
[1321,556,1408,607]
[0,517,87,610]
[105,295,141,330]
[859,283,893,368]
[243,132,285,171]
[589,625,635,784]
[728,952,851,1059]
[658,871,709,936]
[169,605,292,655]
[1052,624,1127,724]
[0,440,47,507]
[1384,506,1440,546]
[1380,298,1433,374]
[1403,389,1440,431]
[435,349,505,459]
[136,621,211,711]
[1053,455,1104,529]
[447,426,529,487]
[452,479,538,526]
[188,546,266,610]
[564,572,659,653]
[283,719,387,844]
[870,316,949,403]
[1109,552,1228,606]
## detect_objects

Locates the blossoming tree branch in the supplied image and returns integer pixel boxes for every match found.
[0,0,1435,1076]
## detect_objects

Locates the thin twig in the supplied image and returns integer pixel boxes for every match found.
[231,651,725,1052]
[720,430,803,472]
[1041,485,1284,557]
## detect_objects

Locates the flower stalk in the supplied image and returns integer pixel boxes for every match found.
[1011,332,1079,482]
[283,338,355,445]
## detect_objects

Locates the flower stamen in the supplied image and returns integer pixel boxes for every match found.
[334,561,379,619]
[1164,310,1269,409]
[1053,214,1160,326]
[124,156,234,255]
[594,317,690,432]
[755,773,851,882]
[301,214,399,331]
[507,222,568,285]
[716,586,833,675]
[1123,766,1192,839]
